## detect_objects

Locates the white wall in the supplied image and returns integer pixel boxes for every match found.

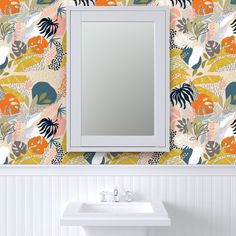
[0,166,235,236]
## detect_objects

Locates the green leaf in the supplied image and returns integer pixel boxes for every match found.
[38,92,47,102]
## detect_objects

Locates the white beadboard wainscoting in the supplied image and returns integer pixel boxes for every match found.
[0,166,235,236]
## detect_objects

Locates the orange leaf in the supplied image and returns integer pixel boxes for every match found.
[192,0,214,15]
[0,93,20,115]
[192,94,214,115]
[0,0,20,15]
[28,36,48,55]
[28,136,48,155]
[221,36,236,54]
[221,136,236,154]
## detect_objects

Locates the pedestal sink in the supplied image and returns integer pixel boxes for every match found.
[61,201,170,236]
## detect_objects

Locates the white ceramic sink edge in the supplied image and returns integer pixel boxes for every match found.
[61,201,171,227]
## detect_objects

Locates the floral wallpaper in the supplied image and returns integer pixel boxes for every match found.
[0,0,236,165]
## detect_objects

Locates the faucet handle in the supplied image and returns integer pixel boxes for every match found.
[125,190,133,202]
[100,191,108,202]
[113,188,119,202]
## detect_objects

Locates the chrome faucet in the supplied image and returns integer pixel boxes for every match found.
[113,188,119,202]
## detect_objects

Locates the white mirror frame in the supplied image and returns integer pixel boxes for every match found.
[67,7,170,152]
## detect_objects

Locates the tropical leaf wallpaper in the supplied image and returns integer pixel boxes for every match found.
[0,0,236,165]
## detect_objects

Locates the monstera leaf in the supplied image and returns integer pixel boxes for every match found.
[205,41,220,57]
[12,41,27,57]
[12,141,27,157]
[205,141,220,157]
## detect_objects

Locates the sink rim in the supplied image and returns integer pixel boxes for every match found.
[61,201,171,227]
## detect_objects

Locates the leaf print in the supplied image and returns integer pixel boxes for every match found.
[32,82,57,105]
[170,83,194,109]
[190,122,209,141]
[28,36,48,55]
[28,136,48,155]
[73,0,95,6]
[192,94,214,115]
[37,0,57,4]
[192,0,214,15]
[177,118,189,134]
[96,0,116,6]
[221,36,236,54]
[207,156,236,165]
[38,118,59,139]
[230,19,236,34]
[225,82,236,105]
[205,41,220,57]
[170,0,192,9]
[0,75,28,84]
[192,75,222,84]
[208,57,236,72]
[0,94,20,115]
[190,22,208,40]
[176,18,189,33]
[133,0,152,4]
[13,156,42,164]
[0,122,15,141]
[12,141,27,157]
[2,86,25,102]
[0,0,20,15]
[37,18,59,38]
[194,86,219,102]
[231,119,236,134]
[221,136,236,154]
[0,22,15,40]
[15,56,43,72]
[170,68,189,89]
[12,41,27,57]
[159,149,184,165]
[205,141,220,157]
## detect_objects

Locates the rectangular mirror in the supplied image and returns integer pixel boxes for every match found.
[67,7,170,152]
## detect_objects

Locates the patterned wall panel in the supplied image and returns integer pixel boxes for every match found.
[0,0,236,165]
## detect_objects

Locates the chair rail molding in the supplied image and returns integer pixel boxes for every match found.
[0,165,235,176]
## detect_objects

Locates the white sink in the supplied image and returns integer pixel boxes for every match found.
[61,201,170,227]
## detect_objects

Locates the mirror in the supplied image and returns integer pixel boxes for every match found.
[81,22,154,136]
[67,7,169,152]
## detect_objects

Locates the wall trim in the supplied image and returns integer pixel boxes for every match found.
[0,165,235,176]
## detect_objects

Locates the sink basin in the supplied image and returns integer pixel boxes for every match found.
[61,201,170,227]
[79,202,154,214]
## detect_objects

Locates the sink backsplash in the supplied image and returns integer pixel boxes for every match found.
[0,0,236,165]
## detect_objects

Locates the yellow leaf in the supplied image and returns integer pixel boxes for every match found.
[170,78,186,89]
[170,48,182,57]
[110,155,140,164]
[15,56,43,72]
[62,153,89,165]
[13,156,42,164]
[195,86,219,102]
[208,56,236,72]
[170,68,189,89]
[207,156,236,164]
[2,86,25,102]
[159,149,184,165]
[62,33,66,52]
[192,75,222,84]
[0,75,28,84]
